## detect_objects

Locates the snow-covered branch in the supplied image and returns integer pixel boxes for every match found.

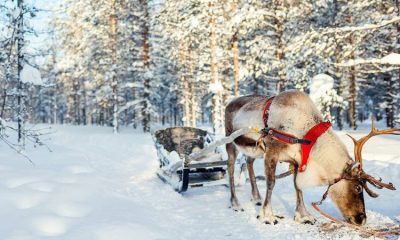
[338,53,400,67]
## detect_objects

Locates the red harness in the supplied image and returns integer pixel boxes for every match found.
[262,96,332,172]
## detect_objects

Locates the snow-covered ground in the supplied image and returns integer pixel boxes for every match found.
[0,124,399,240]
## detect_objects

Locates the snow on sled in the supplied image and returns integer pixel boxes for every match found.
[153,127,227,192]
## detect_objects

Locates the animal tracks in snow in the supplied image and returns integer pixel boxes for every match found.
[54,176,78,184]
[4,176,40,189]
[32,215,69,237]
[13,192,45,209]
[48,202,91,218]
[30,181,54,192]
[66,165,94,174]
[0,161,100,238]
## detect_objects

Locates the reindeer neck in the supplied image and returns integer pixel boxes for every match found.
[295,130,350,189]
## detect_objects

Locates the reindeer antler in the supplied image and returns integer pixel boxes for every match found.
[347,119,400,168]
[347,119,398,197]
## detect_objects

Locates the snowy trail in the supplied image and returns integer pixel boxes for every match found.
[0,125,398,239]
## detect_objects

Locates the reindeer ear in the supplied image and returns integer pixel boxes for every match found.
[345,161,360,176]
[350,162,361,176]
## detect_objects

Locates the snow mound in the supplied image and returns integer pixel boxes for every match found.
[21,64,42,85]
[309,73,334,101]
[209,81,224,93]
[309,74,343,122]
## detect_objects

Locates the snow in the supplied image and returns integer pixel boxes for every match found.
[381,53,400,65]
[0,124,399,239]
[21,64,43,85]
[309,74,344,122]
[309,74,334,101]
[209,81,224,94]
[341,53,400,66]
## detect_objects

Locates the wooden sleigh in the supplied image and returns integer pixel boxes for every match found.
[153,127,228,192]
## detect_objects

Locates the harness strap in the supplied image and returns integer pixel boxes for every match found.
[263,96,275,126]
[312,202,400,237]
[261,95,332,173]
[260,128,311,145]
[299,121,332,172]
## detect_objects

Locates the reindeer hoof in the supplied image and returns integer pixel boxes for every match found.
[258,213,279,225]
[230,206,244,212]
[275,215,284,219]
[251,196,262,206]
[294,212,316,225]
[264,219,278,225]
[230,198,243,212]
[303,220,315,225]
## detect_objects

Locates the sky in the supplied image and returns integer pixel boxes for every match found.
[26,0,58,57]
[22,0,58,84]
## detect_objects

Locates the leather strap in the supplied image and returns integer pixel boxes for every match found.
[262,96,275,127]
[261,96,332,173]
[260,128,311,145]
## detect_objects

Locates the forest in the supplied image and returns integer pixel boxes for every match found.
[0,0,400,136]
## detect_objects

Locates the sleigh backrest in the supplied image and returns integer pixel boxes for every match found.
[154,127,211,156]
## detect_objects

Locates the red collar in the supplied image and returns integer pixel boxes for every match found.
[299,121,332,172]
[262,96,332,172]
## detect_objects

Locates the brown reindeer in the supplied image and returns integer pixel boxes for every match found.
[225,90,397,225]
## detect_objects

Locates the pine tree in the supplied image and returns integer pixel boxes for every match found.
[52,0,149,130]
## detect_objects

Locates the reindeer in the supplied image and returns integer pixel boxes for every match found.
[225,90,397,225]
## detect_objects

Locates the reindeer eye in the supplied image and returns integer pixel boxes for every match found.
[355,184,363,193]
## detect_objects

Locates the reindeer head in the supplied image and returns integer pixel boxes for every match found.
[329,120,398,225]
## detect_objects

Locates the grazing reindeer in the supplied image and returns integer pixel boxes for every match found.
[225,90,396,225]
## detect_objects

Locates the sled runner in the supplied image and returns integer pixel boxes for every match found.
[153,127,227,192]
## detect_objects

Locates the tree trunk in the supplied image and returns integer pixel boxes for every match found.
[17,0,24,143]
[132,88,137,129]
[231,0,239,96]
[209,1,224,133]
[347,16,357,130]
[334,38,344,130]
[331,0,344,130]
[111,0,119,133]
[52,51,58,124]
[188,46,196,127]
[384,73,394,128]
[142,0,151,132]
[73,82,80,124]
[1,89,7,119]
[274,0,286,93]
[183,76,190,126]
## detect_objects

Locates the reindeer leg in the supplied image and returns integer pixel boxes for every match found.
[258,152,278,224]
[247,157,262,206]
[226,143,242,211]
[293,170,316,224]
